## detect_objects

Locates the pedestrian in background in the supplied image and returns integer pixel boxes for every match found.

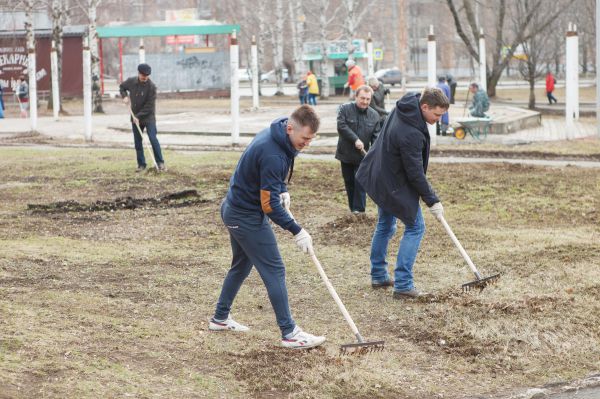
[16,75,29,118]
[367,76,389,129]
[306,71,319,106]
[0,82,5,119]
[446,74,457,104]
[546,71,558,105]
[344,59,365,99]
[436,76,451,135]
[468,82,490,118]
[296,77,308,105]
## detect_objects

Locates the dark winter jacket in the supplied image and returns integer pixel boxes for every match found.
[225,117,302,235]
[335,102,380,165]
[119,77,157,124]
[356,92,439,224]
[369,82,389,121]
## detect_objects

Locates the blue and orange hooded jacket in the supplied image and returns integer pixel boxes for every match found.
[225,117,302,235]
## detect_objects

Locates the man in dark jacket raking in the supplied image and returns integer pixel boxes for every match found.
[356,88,448,298]
[209,105,326,350]
[119,63,166,172]
[336,85,380,214]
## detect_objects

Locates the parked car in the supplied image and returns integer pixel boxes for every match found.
[260,68,290,83]
[374,68,403,86]
[238,68,252,82]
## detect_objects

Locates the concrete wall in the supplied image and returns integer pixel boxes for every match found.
[123,52,229,92]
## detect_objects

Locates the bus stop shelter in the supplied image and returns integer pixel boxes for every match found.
[96,20,240,93]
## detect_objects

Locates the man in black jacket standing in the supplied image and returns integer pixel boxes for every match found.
[119,63,165,172]
[336,85,381,215]
[356,88,448,298]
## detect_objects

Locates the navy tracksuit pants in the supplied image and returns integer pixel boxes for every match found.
[214,200,296,337]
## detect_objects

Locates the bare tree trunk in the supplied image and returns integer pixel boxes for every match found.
[49,0,67,113]
[288,0,305,81]
[318,5,330,98]
[528,69,536,109]
[273,0,285,95]
[88,0,103,113]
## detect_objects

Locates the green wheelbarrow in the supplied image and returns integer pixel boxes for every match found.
[452,117,492,141]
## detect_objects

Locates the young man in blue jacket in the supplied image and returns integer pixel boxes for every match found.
[356,88,449,299]
[209,105,326,349]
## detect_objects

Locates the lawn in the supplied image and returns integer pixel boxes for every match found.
[0,147,598,398]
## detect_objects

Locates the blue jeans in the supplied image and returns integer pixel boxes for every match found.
[131,121,164,167]
[370,206,425,292]
[214,200,296,338]
[308,93,317,106]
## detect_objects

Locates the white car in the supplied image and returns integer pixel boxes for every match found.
[238,68,252,82]
[260,68,290,83]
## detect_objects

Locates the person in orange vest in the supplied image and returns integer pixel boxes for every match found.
[344,59,364,99]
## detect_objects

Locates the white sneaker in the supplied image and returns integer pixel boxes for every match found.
[208,316,249,332]
[281,327,326,349]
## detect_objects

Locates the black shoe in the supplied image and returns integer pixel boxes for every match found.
[135,165,146,173]
[157,163,167,171]
[372,280,394,289]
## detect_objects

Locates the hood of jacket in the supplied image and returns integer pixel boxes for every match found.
[270,117,299,159]
[396,92,427,133]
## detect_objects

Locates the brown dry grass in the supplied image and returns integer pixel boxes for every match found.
[0,147,599,398]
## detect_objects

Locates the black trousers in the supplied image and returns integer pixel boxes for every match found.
[340,162,366,212]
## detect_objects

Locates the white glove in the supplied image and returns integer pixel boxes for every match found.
[429,202,444,221]
[280,192,290,210]
[294,229,313,254]
[344,82,349,88]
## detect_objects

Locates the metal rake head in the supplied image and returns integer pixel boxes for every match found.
[462,273,501,292]
[339,341,385,356]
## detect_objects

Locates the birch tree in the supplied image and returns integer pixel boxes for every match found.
[48,0,69,112]
[305,0,340,98]
[272,0,285,95]
[288,0,305,81]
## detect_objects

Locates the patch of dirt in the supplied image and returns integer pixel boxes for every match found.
[316,214,377,246]
[27,189,210,213]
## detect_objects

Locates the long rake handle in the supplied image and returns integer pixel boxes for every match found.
[438,215,482,280]
[309,248,364,343]
[128,106,159,170]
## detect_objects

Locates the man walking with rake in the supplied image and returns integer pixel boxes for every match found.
[209,105,326,350]
[356,88,448,299]
[119,63,166,172]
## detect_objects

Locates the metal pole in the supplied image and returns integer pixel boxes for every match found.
[51,40,59,121]
[28,47,37,131]
[427,25,436,87]
[139,37,145,64]
[367,32,374,76]
[83,37,93,142]
[118,37,123,82]
[99,38,104,95]
[251,35,259,109]
[479,28,487,92]
[566,23,578,140]
[427,25,437,147]
[230,30,240,145]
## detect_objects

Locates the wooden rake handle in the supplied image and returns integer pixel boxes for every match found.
[437,214,482,280]
[308,248,365,344]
